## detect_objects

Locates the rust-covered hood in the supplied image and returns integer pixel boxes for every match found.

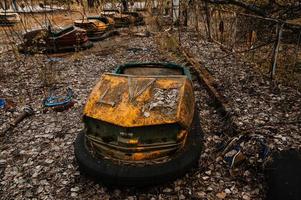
[83,73,195,128]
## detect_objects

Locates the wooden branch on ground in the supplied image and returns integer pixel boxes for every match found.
[163,34,228,110]
[157,32,238,135]
[179,45,237,135]
[180,46,229,112]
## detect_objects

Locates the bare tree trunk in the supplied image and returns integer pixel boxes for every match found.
[183,0,189,26]
[80,0,86,17]
[232,13,237,49]
[293,31,301,74]
[4,0,7,13]
[87,0,94,8]
[121,0,128,11]
[204,0,212,41]
[195,1,199,33]
[171,0,174,28]
[178,0,182,46]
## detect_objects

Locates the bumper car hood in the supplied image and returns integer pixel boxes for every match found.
[84,73,195,128]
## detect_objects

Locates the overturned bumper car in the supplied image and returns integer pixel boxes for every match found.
[18,26,93,54]
[74,63,202,186]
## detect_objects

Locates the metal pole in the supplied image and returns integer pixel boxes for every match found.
[270,23,284,79]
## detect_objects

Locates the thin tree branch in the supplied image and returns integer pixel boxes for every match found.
[207,0,267,16]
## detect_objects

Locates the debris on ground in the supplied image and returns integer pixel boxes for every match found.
[43,88,74,112]
[222,134,270,176]
[2,105,34,135]
[0,99,5,109]
[133,31,151,37]
[0,29,300,199]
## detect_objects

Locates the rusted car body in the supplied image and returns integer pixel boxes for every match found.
[84,69,194,160]
[101,9,144,27]
[122,11,145,26]
[0,12,20,26]
[87,16,115,29]
[74,19,108,41]
[19,26,93,53]
[111,13,135,28]
[75,63,201,186]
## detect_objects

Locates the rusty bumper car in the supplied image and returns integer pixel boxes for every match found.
[74,19,108,41]
[87,16,115,29]
[74,63,202,186]
[121,11,145,26]
[74,18,119,41]
[111,13,134,28]
[101,9,144,28]
[0,12,20,26]
[18,26,93,54]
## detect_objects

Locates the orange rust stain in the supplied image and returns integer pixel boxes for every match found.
[131,151,161,160]
[94,20,107,31]
[84,73,195,128]
[107,17,115,26]
[74,19,108,31]
[177,130,188,141]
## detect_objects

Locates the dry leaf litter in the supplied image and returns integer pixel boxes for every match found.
[0,31,300,200]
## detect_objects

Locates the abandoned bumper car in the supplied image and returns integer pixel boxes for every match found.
[74,19,107,41]
[0,12,20,26]
[74,18,119,41]
[74,63,202,186]
[122,11,145,26]
[101,10,144,27]
[18,25,93,53]
[87,16,115,29]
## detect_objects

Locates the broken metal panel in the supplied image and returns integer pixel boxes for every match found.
[92,141,177,161]
[84,119,186,161]
[83,73,194,128]
[86,134,183,161]
[87,134,183,152]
